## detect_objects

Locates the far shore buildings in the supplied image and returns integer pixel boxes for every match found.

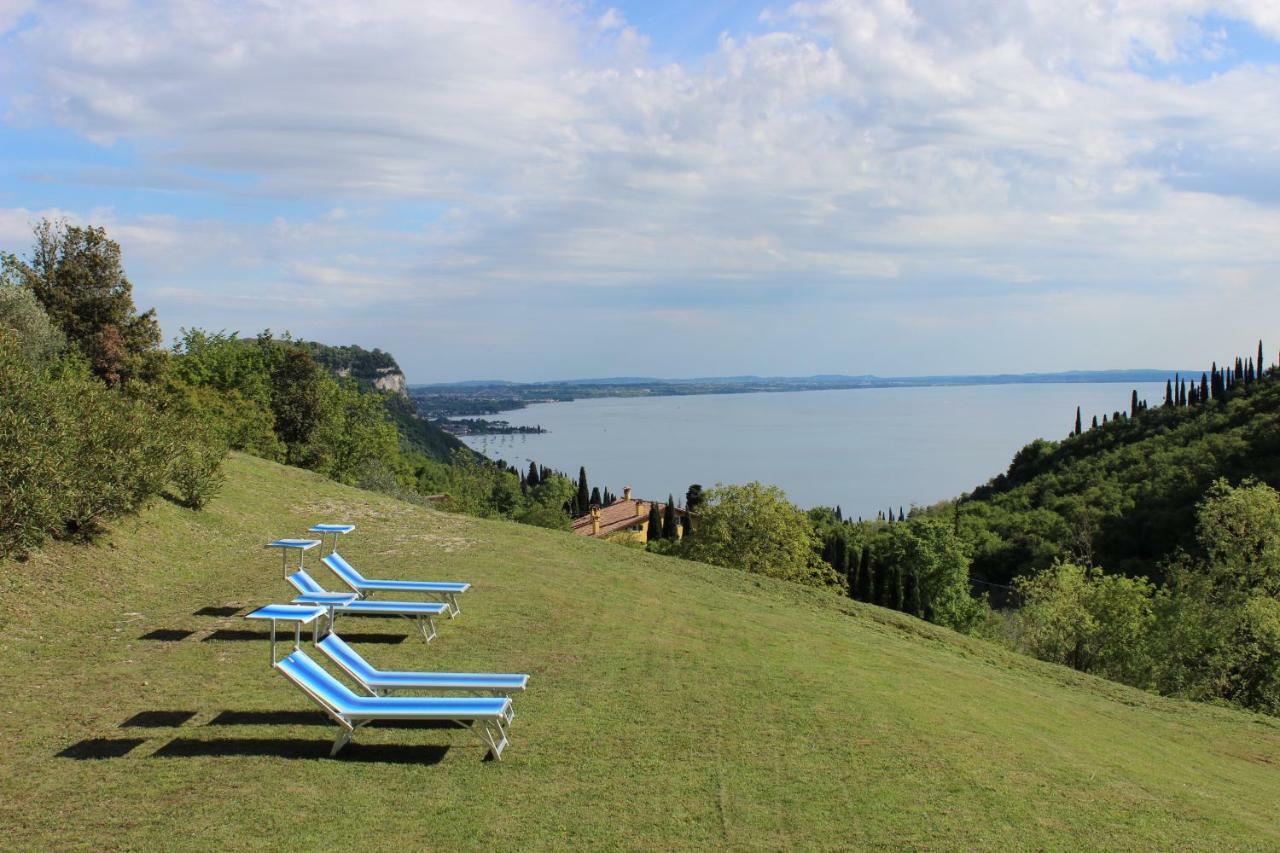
[571,487,685,543]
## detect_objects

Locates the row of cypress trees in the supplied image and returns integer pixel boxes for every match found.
[1071,340,1271,437]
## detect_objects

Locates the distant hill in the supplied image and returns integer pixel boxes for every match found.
[955,362,1280,586]
[409,369,1186,418]
[5,452,1278,847]
[412,368,1180,392]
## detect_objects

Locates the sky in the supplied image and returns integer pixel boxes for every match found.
[2,1,1280,383]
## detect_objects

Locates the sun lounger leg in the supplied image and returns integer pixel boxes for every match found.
[331,727,355,757]
[475,719,508,760]
[447,594,459,618]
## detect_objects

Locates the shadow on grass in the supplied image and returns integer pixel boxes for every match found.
[139,629,195,642]
[208,710,467,730]
[121,710,198,728]
[194,606,243,617]
[152,737,450,764]
[58,738,148,759]
[202,629,405,644]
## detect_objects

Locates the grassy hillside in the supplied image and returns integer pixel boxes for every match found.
[961,374,1280,585]
[2,454,1279,849]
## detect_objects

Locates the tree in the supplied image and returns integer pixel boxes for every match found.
[270,347,329,464]
[1164,379,1173,407]
[647,502,663,542]
[590,486,602,507]
[857,545,873,601]
[0,278,65,367]
[4,220,160,384]
[1012,561,1155,685]
[679,482,831,585]
[527,461,540,489]
[878,516,984,630]
[577,466,590,514]
[1131,389,1139,417]
[1074,406,1082,436]
[685,484,705,513]
[1259,340,1266,378]
[662,495,678,538]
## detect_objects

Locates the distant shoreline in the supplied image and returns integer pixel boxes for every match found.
[410,370,1185,419]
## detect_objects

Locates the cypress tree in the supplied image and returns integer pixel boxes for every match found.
[1091,415,1098,429]
[889,564,903,611]
[835,505,843,522]
[1131,389,1139,417]
[1260,340,1266,377]
[857,546,872,601]
[1164,379,1173,407]
[1074,406,1082,436]
[846,554,859,600]
[590,486,601,506]
[1179,379,1187,407]
[876,562,892,607]
[903,566,921,617]
[1248,357,1255,383]
[663,495,678,538]
[1102,413,1108,424]
[577,467,590,513]
[526,461,539,488]
[647,502,662,542]
[1200,372,1208,403]
[898,507,905,522]
[1236,356,1244,381]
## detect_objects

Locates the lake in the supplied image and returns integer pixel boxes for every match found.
[461,382,1167,517]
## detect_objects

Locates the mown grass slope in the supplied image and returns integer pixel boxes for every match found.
[2,453,1278,849]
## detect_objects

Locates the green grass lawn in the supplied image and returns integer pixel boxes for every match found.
[2,453,1279,849]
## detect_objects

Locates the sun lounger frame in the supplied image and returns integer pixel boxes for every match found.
[276,649,512,759]
[322,553,468,617]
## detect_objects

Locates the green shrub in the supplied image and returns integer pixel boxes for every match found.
[168,423,228,510]
[0,336,72,557]
[0,334,180,556]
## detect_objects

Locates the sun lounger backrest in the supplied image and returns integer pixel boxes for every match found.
[287,569,327,595]
[323,552,365,588]
[317,634,381,684]
[277,649,361,714]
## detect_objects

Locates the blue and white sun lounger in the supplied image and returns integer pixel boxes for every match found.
[317,633,527,720]
[286,569,449,642]
[276,648,513,759]
[323,552,470,617]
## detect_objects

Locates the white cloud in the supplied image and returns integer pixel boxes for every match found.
[2,1,1280,378]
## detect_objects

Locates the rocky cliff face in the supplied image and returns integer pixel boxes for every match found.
[373,367,407,397]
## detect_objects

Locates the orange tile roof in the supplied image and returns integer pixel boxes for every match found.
[571,499,666,537]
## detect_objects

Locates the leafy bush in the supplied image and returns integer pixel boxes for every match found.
[0,335,179,556]
[168,422,228,510]
[1009,561,1156,685]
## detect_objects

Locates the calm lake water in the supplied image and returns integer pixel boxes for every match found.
[461,382,1166,517]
